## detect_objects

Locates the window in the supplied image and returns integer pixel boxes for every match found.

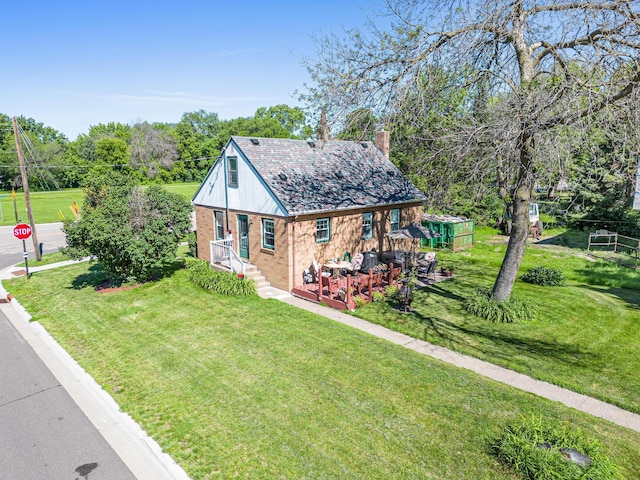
[214,211,225,240]
[390,208,401,231]
[262,218,275,250]
[316,218,331,243]
[362,212,374,239]
[227,156,238,187]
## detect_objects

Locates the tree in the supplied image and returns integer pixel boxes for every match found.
[173,110,222,181]
[304,0,640,301]
[94,136,130,171]
[338,108,379,141]
[129,121,178,179]
[63,172,192,283]
[254,104,312,138]
[0,115,70,190]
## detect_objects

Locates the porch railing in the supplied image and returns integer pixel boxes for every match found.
[210,239,245,274]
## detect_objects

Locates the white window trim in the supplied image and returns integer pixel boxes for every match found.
[362,212,374,239]
[262,218,275,250]
[316,217,331,243]
[227,156,238,187]
[390,208,401,231]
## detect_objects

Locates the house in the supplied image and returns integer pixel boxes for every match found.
[192,132,426,291]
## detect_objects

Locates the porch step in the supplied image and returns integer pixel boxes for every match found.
[209,261,270,289]
[243,264,271,289]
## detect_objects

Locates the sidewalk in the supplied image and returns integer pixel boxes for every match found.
[259,287,640,433]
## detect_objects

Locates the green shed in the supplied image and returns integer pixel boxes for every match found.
[421,214,475,251]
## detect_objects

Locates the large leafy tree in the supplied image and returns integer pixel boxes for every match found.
[63,172,192,283]
[304,0,640,301]
[254,104,313,138]
[173,110,223,182]
[0,115,69,190]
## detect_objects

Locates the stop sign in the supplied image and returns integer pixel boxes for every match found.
[13,223,32,240]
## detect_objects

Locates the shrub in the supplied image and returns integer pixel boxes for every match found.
[464,287,536,323]
[354,296,368,308]
[492,415,620,480]
[185,258,256,296]
[187,231,197,258]
[385,285,398,298]
[63,175,192,283]
[371,291,385,302]
[521,266,566,286]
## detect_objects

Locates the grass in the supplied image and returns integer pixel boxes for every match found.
[0,183,200,226]
[354,226,640,414]
[6,262,640,479]
[17,250,71,268]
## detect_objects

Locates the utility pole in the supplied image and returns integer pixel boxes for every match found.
[12,117,41,261]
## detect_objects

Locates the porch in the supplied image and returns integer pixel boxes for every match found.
[291,264,455,311]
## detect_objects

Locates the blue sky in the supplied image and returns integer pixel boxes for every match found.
[5,1,374,140]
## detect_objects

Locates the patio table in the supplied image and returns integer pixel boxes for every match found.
[323,260,352,278]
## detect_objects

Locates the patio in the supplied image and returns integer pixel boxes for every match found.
[291,261,455,310]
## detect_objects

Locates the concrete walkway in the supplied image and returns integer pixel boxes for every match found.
[257,285,640,433]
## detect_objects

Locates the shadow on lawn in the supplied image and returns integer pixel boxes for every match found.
[422,284,465,302]
[409,288,596,369]
[69,263,109,290]
[533,229,589,250]
[575,284,640,310]
[68,259,185,290]
[413,309,594,368]
[574,263,640,297]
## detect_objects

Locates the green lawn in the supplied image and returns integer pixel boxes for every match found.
[5,262,640,479]
[354,226,640,414]
[1,183,200,226]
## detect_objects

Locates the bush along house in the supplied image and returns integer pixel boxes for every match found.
[191,131,426,292]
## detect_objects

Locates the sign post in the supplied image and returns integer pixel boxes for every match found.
[13,223,32,278]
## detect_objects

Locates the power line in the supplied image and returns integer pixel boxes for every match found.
[16,122,60,191]
[0,156,218,170]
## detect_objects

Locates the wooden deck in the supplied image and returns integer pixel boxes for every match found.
[291,268,454,310]
[291,273,383,310]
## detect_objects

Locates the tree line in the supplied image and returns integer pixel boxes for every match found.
[0,105,314,190]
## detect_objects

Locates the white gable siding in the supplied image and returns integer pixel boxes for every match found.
[192,142,287,216]
[192,160,226,207]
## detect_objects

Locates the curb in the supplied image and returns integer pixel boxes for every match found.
[0,264,191,480]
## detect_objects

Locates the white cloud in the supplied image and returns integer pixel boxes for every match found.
[80,90,269,108]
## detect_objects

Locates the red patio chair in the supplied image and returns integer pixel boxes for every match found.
[388,265,402,285]
[321,275,339,297]
[354,272,371,296]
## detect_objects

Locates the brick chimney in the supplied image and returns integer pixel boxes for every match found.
[375,130,390,158]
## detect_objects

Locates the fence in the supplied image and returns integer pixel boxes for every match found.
[210,239,245,274]
[587,230,640,268]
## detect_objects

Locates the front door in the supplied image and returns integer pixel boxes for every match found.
[238,214,249,259]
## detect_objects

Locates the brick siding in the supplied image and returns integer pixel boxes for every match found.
[195,203,423,291]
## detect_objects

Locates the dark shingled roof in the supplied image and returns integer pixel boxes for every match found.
[231,136,425,215]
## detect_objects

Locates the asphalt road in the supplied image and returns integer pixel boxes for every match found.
[0,223,137,479]
[0,222,67,269]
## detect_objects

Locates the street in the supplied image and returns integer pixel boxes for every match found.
[0,222,67,268]
[0,223,138,479]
